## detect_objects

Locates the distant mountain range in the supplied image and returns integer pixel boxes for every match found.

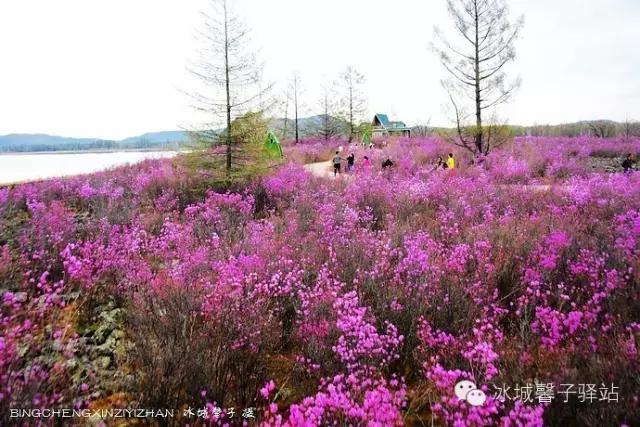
[0,116,334,153]
[268,115,340,139]
[2,118,634,153]
[0,131,190,153]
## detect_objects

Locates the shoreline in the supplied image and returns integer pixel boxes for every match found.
[0,151,183,187]
[0,148,186,156]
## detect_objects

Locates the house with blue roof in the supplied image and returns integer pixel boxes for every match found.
[372,114,411,138]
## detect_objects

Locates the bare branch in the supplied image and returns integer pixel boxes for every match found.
[188,0,273,172]
[433,0,523,155]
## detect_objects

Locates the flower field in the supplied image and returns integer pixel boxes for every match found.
[1,137,639,426]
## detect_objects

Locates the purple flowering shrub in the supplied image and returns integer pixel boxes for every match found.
[0,137,639,426]
[282,138,339,164]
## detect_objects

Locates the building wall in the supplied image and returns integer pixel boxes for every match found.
[388,130,410,137]
[372,128,387,138]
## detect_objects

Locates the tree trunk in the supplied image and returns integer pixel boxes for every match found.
[324,115,328,142]
[348,85,354,143]
[474,0,483,155]
[324,105,330,142]
[223,0,232,172]
[294,78,299,144]
[282,97,289,141]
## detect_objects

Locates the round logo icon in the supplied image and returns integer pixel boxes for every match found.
[454,380,486,407]
[454,380,477,401]
[465,389,487,407]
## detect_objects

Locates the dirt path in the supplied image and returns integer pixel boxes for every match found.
[500,184,553,192]
[304,160,357,180]
[304,147,384,179]
[304,161,334,178]
[304,160,558,192]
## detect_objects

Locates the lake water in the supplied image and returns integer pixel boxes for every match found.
[0,151,178,185]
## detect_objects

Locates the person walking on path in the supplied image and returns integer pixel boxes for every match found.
[622,153,636,174]
[347,153,355,172]
[332,151,343,176]
[446,153,456,170]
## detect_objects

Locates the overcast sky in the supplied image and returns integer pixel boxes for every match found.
[0,0,639,139]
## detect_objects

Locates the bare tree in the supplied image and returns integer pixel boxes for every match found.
[336,66,367,143]
[587,120,616,139]
[189,0,271,172]
[412,117,433,137]
[433,0,523,155]
[281,95,290,141]
[293,76,299,144]
[312,85,343,142]
[620,117,640,142]
[276,74,305,142]
[482,112,512,153]
[288,74,303,144]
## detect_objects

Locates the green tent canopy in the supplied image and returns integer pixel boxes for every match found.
[264,129,283,159]
[362,129,372,147]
